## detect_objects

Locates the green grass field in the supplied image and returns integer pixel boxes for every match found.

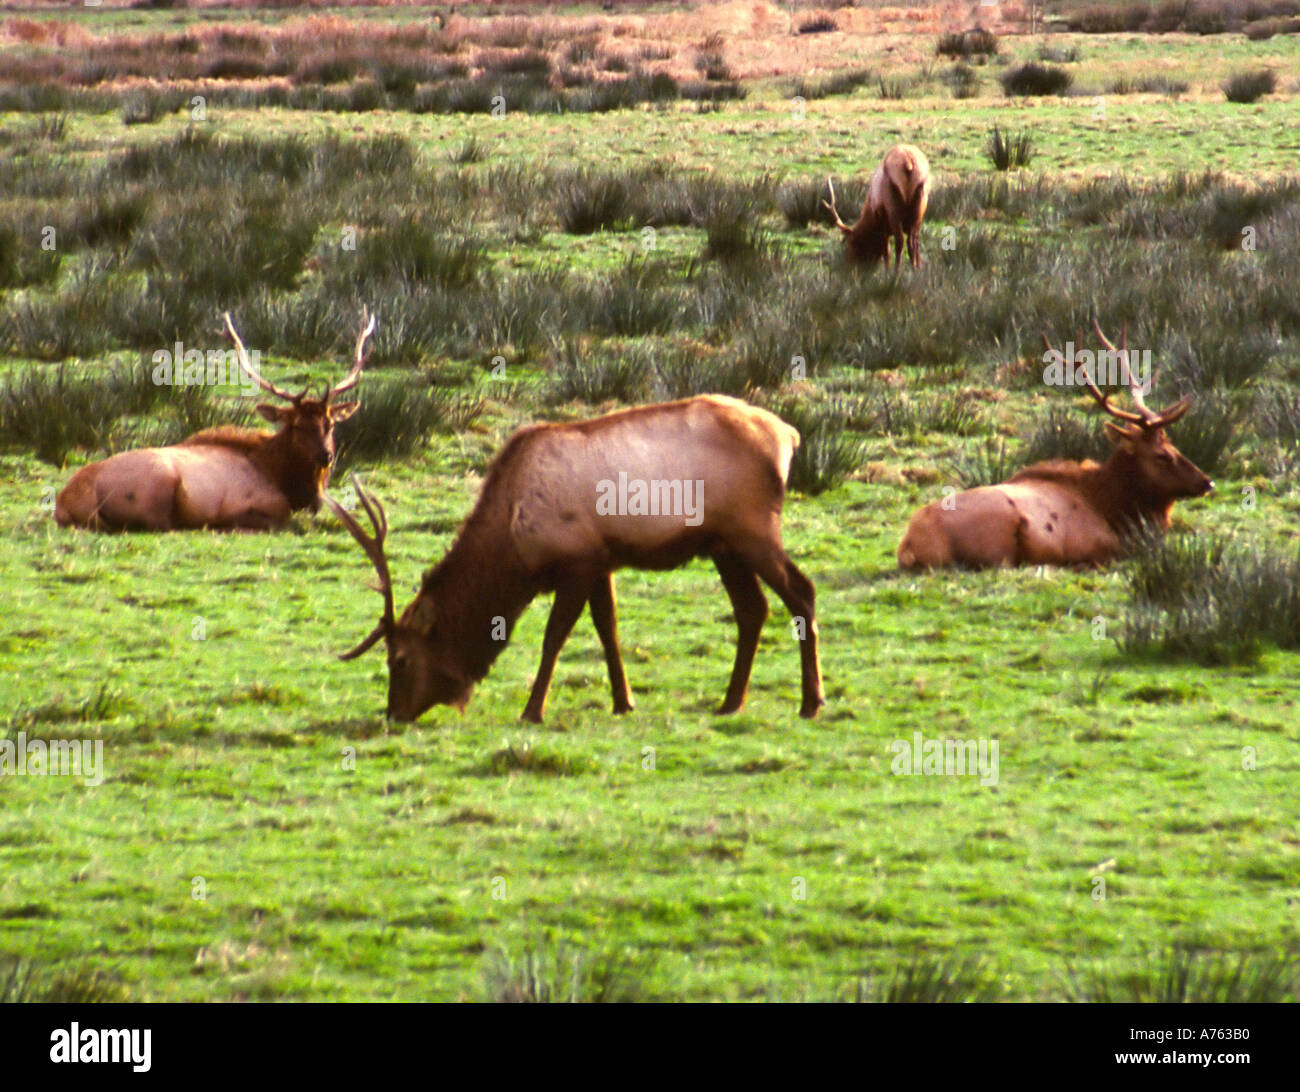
[1,11,1298,1001]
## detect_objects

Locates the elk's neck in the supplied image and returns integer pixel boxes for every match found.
[254,429,324,512]
[1092,451,1173,531]
[415,506,539,682]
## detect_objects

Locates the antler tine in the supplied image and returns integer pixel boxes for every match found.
[328,310,377,400]
[822,177,850,231]
[1091,317,1156,422]
[1055,320,1144,426]
[223,313,299,403]
[323,474,396,660]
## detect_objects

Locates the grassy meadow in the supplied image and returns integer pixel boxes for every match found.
[1,4,1298,1002]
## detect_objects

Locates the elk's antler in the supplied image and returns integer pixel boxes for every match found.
[327,309,377,401]
[1042,327,1148,426]
[1091,318,1191,429]
[223,313,302,403]
[323,472,395,660]
[822,177,852,232]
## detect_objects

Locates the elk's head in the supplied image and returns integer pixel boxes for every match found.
[822,177,888,264]
[224,312,376,506]
[1047,320,1214,507]
[325,476,473,723]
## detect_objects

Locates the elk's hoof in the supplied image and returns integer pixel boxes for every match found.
[612,700,634,715]
[799,700,824,720]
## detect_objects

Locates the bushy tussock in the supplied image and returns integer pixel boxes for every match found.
[1000,63,1073,96]
[334,373,483,470]
[483,939,657,1003]
[986,125,1034,171]
[1223,68,1277,102]
[1122,531,1300,664]
[936,29,999,58]
[1065,945,1299,1002]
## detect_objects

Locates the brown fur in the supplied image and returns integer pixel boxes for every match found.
[332,395,825,723]
[832,144,931,268]
[898,426,1213,571]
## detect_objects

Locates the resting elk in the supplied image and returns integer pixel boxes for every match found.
[898,321,1214,570]
[55,313,374,531]
[824,143,931,268]
[325,395,824,723]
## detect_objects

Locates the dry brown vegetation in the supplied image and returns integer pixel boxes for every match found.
[0,2,1030,90]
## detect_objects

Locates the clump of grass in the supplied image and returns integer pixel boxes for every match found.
[0,362,159,465]
[1,956,127,1003]
[449,136,485,164]
[1121,531,1300,665]
[483,939,657,1002]
[554,167,630,234]
[1019,406,1110,465]
[936,29,999,58]
[944,61,981,99]
[485,741,585,777]
[546,342,651,406]
[986,125,1035,171]
[790,67,875,100]
[334,374,483,470]
[797,12,840,34]
[772,399,868,494]
[878,75,915,100]
[851,953,997,1002]
[1037,42,1080,63]
[693,35,735,82]
[1164,390,1241,478]
[1000,62,1072,97]
[30,113,68,141]
[120,92,176,126]
[1223,68,1276,103]
[1064,946,1299,1003]
[947,437,1016,489]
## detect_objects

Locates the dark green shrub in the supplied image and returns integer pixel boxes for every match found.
[1000,63,1072,96]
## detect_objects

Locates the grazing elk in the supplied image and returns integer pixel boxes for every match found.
[325,395,824,723]
[824,143,931,269]
[897,321,1214,570]
[55,313,375,531]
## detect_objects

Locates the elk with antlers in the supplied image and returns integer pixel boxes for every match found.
[824,143,931,268]
[54,313,375,531]
[897,321,1214,570]
[325,395,824,723]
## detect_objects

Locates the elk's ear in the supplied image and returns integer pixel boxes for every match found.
[1103,421,1142,448]
[405,596,438,634]
[256,403,290,423]
[328,400,360,423]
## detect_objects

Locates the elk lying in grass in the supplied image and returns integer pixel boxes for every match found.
[55,314,374,531]
[897,321,1214,570]
[824,143,931,268]
[326,395,824,723]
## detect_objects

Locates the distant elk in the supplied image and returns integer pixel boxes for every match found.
[55,313,375,531]
[326,395,824,723]
[824,143,931,268]
[897,321,1214,570]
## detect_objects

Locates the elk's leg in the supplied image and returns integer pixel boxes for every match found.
[713,553,769,715]
[907,225,922,269]
[521,579,590,723]
[736,544,823,718]
[588,571,633,714]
